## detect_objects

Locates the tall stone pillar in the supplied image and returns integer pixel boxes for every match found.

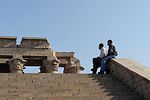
[41,59,59,73]
[7,58,26,73]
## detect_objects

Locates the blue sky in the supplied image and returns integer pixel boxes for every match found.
[0,0,150,73]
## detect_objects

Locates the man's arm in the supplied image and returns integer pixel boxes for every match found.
[113,45,118,56]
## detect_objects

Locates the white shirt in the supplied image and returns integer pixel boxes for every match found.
[99,47,107,58]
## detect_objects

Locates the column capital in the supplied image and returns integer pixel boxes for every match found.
[7,58,26,73]
[41,59,59,73]
[64,57,83,73]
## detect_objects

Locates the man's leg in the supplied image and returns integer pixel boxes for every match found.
[99,55,115,74]
[91,57,101,74]
[92,67,98,74]
[91,58,96,71]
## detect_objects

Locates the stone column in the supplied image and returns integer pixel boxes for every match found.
[7,58,26,73]
[64,62,77,73]
[41,59,59,73]
[64,58,81,73]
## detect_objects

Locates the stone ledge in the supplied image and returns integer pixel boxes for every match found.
[109,58,150,100]
[0,36,17,39]
[111,58,150,81]
[56,52,75,58]
[22,37,47,40]
[0,36,16,48]
[20,37,50,49]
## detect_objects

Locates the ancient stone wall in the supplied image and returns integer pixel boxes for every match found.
[109,58,150,100]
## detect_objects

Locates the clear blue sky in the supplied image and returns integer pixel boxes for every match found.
[0,0,150,73]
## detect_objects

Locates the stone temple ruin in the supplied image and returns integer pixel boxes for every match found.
[0,36,83,73]
[0,36,149,100]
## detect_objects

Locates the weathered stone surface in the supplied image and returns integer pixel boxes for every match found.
[109,58,150,100]
[56,52,74,58]
[20,37,50,49]
[0,74,144,100]
[0,36,16,48]
[41,59,59,73]
[7,58,26,73]
[55,52,82,73]
[0,37,83,73]
[64,57,81,73]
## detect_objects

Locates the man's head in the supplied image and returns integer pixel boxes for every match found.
[107,39,113,46]
[98,43,104,50]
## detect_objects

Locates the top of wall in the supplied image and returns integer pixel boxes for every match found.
[0,36,50,49]
[0,36,17,48]
[111,58,150,81]
[0,36,17,39]
[20,37,50,49]
[22,37,47,40]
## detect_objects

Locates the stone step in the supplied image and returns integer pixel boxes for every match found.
[0,73,144,100]
[3,95,144,100]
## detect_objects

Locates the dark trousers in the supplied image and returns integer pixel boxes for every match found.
[91,57,102,74]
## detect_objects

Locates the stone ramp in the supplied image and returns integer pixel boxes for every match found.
[0,74,144,100]
[109,59,150,100]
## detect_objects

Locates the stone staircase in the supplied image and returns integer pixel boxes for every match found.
[0,73,144,100]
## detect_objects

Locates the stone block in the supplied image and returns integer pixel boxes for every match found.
[27,96,47,100]
[56,52,74,58]
[0,97,8,100]
[19,37,50,49]
[0,36,16,48]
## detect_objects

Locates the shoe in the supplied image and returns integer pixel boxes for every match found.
[98,71,104,74]
[91,68,94,71]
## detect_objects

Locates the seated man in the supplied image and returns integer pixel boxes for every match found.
[91,43,107,74]
[99,40,118,74]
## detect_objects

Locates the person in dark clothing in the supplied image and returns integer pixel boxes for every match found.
[98,40,118,74]
[91,43,107,74]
